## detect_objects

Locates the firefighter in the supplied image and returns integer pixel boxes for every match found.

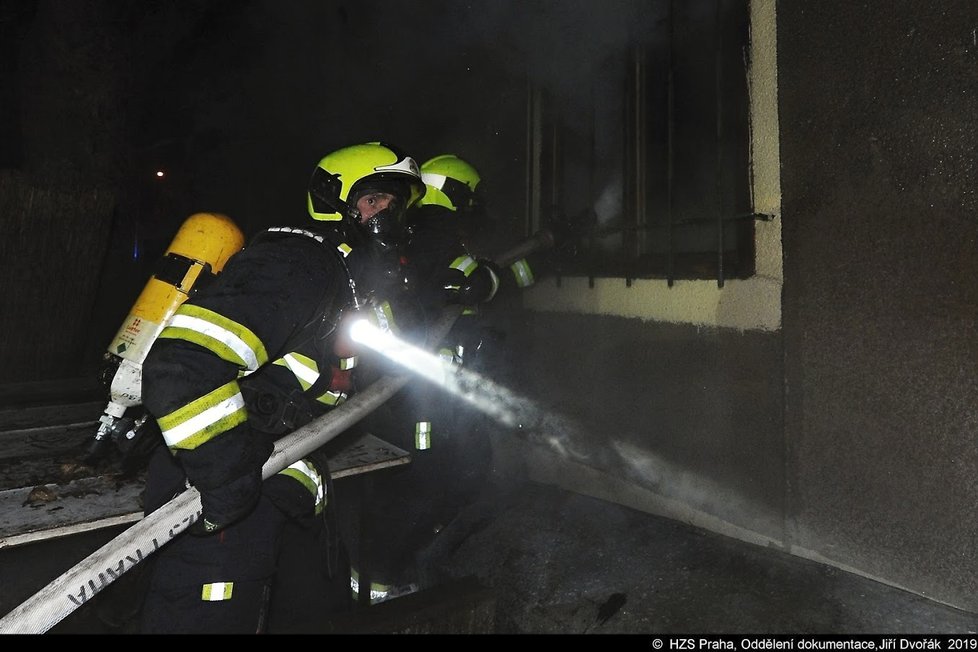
[407,153,560,384]
[137,142,426,634]
[396,153,509,466]
[340,154,509,605]
[416,153,547,295]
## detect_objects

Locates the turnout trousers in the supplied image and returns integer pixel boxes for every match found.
[139,445,350,634]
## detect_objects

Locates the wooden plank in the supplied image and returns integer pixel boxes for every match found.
[0,476,145,549]
[0,513,142,550]
[0,432,410,549]
[0,401,104,431]
[0,423,96,461]
[328,432,412,479]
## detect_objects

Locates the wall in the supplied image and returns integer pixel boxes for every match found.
[778,0,978,609]
[515,0,978,613]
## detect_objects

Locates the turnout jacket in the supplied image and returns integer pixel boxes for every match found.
[403,204,500,318]
[141,223,387,529]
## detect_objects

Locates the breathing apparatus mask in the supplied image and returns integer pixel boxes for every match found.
[349,181,410,255]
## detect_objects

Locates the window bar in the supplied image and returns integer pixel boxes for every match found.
[525,79,542,238]
[551,118,563,288]
[715,0,726,288]
[623,45,644,288]
[632,45,647,288]
[666,0,676,287]
[550,105,562,237]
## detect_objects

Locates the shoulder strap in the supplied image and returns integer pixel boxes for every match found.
[255,226,360,348]
[255,227,365,402]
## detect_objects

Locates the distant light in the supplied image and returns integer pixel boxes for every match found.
[155,170,165,178]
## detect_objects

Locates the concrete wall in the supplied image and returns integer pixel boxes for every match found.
[778,0,978,609]
[514,0,978,613]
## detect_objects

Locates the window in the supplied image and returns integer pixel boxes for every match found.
[526,0,765,286]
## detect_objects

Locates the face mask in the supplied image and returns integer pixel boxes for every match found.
[360,206,404,252]
[354,201,407,296]
[354,236,405,299]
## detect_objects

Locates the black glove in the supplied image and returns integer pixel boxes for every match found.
[442,260,500,306]
[189,468,263,536]
[182,434,273,536]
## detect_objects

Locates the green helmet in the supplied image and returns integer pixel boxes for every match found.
[418,154,481,212]
[307,142,425,222]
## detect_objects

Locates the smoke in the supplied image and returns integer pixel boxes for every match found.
[608,439,782,537]
[335,0,669,117]
[512,387,773,536]
[352,315,613,464]
[463,0,668,98]
[519,419,778,536]
[112,0,688,236]
[352,314,776,533]
[593,171,623,223]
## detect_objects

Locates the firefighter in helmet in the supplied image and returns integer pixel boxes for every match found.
[341,153,515,606]
[416,153,544,294]
[401,154,506,362]
[138,142,425,633]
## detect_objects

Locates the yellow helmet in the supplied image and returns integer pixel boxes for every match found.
[307,142,425,222]
[418,154,481,212]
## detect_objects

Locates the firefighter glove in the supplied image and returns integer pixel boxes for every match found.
[184,434,272,536]
[189,467,263,536]
[443,259,500,306]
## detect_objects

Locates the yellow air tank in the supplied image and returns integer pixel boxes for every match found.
[91,213,245,455]
[108,212,245,364]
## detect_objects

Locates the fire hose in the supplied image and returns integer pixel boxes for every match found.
[0,230,553,634]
